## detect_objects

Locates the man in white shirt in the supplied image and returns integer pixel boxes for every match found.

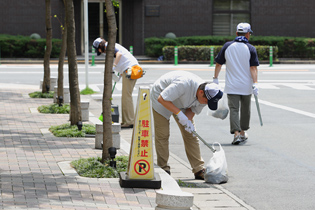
[213,23,259,145]
[151,71,223,179]
[93,38,143,128]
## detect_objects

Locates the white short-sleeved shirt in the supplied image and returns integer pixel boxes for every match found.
[106,43,139,74]
[151,71,206,120]
[215,37,259,95]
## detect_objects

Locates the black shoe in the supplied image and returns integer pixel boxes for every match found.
[121,124,133,129]
[194,168,205,180]
[164,170,171,175]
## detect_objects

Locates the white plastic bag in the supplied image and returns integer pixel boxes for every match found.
[204,142,228,184]
[207,93,229,120]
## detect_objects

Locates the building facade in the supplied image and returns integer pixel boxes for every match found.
[1,0,315,56]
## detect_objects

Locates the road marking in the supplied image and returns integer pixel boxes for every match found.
[281,84,314,90]
[260,69,309,71]
[255,99,315,119]
[263,72,315,75]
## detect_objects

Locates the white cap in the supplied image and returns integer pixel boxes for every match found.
[236,23,253,34]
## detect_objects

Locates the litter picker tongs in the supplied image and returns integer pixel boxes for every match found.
[174,115,216,153]
[192,130,216,153]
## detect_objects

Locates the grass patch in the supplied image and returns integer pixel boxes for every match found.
[177,179,199,188]
[71,156,128,178]
[49,123,96,137]
[80,87,97,95]
[38,103,70,114]
[29,91,54,98]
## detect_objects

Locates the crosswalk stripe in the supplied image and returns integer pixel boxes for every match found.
[281,84,314,90]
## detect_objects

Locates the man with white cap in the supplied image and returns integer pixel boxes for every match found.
[151,71,223,179]
[93,37,143,128]
[213,22,259,145]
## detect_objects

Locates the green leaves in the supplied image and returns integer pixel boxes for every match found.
[29,91,54,98]
[49,123,95,137]
[38,103,70,114]
[71,156,128,178]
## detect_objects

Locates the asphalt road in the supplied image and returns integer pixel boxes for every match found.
[1,63,315,209]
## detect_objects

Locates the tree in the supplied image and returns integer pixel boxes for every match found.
[56,1,67,105]
[65,0,82,125]
[102,0,117,162]
[42,0,52,93]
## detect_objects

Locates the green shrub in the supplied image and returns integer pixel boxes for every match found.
[0,34,61,58]
[162,45,278,61]
[49,123,96,137]
[29,91,54,98]
[144,37,177,57]
[145,35,315,59]
[80,87,98,95]
[38,103,70,114]
[71,156,128,178]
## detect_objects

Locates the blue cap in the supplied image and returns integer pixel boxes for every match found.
[204,83,223,110]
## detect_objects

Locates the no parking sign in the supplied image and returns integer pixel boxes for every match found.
[127,87,155,180]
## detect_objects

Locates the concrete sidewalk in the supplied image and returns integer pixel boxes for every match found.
[0,83,254,210]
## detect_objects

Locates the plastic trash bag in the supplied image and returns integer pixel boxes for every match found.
[207,93,229,120]
[204,142,228,184]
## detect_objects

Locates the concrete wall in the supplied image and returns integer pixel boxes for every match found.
[144,0,213,38]
[121,0,213,55]
[2,0,315,56]
[251,0,315,37]
[0,0,81,55]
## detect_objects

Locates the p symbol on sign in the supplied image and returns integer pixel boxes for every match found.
[139,163,146,172]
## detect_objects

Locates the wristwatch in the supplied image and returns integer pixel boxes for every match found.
[213,76,217,79]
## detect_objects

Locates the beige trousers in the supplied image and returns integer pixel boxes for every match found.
[121,72,137,125]
[153,109,204,173]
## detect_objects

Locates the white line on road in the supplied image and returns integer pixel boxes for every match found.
[254,98,315,119]
[263,72,315,75]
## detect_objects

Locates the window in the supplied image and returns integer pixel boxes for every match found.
[213,0,250,36]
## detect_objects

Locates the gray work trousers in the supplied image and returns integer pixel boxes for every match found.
[227,94,252,134]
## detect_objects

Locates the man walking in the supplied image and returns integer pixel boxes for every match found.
[151,71,223,179]
[93,37,143,128]
[213,22,259,145]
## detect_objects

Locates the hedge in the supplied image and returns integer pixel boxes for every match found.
[162,45,278,62]
[0,34,62,58]
[145,35,315,59]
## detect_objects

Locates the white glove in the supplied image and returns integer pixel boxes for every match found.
[185,120,195,134]
[213,77,219,84]
[112,71,121,83]
[252,83,259,96]
[176,111,189,126]
[177,111,195,134]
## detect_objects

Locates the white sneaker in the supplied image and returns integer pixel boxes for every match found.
[232,135,241,145]
[240,132,248,142]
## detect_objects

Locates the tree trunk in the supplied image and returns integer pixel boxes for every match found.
[42,0,52,93]
[102,0,117,162]
[57,0,67,105]
[65,0,81,125]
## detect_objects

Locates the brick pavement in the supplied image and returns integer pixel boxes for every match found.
[0,84,255,210]
[0,85,156,210]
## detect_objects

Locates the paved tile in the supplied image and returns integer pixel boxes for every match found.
[0,85,255,210]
